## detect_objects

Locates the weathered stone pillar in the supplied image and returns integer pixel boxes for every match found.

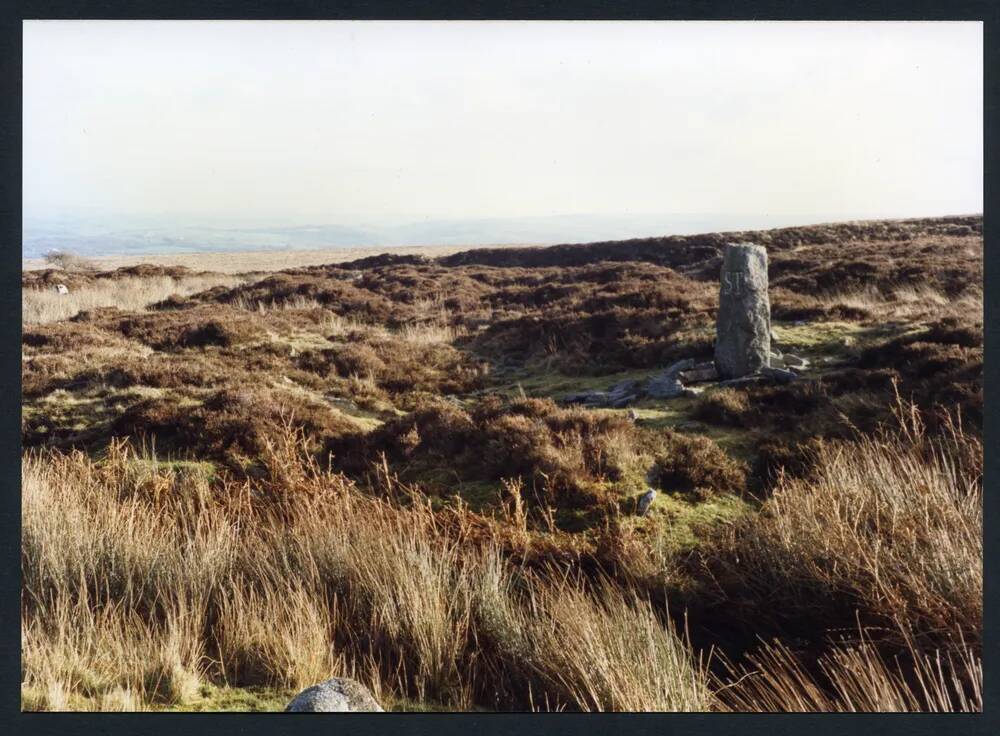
[714,243,770,379]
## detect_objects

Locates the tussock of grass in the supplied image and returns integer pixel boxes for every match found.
[715,633,982,712]
[524,582,712,712]
[696,396,981,697]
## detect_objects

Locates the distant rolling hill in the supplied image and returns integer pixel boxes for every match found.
[20,211,927,260]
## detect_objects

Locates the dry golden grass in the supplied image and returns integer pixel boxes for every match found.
[22,243,528,275]
[231,292,463,345]
[524,582,712,712]
[23,274,249,325]
[695,392,982,712]
[22,401,981,712]
[706,394,981,649]
[815,283,983,323]
[20,428,709,712]
[716,634,982,712]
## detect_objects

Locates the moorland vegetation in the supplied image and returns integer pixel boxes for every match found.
[21,215,983,711]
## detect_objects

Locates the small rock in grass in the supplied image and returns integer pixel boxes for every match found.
[285,678,383,713]
[761,366,798,383]
[636,488,657,516]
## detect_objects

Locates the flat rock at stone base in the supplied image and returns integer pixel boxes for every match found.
[718,374,770,388]
[646,373,694,399]
[663,358,696,377]
[761,366,799,384]
[609,393,639,408]
[678,362,718,384]
[675,421,705,431]
[561,390,609,406]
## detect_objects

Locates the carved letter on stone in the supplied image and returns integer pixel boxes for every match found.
[714,243,771,379]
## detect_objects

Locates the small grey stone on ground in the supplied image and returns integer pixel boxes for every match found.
[636,488,657,516]
[761,366,799,383]
[285,678,384,713]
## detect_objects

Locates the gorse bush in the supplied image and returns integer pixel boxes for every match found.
[692,388,751,427]
[650,430,748,499]
[333,395,746,519]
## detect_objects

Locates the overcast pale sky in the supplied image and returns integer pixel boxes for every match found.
[23,20,983,227]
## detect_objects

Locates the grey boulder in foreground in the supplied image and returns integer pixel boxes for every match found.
[285,678,384,712]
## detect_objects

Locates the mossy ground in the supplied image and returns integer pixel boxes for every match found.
[23,681,466,712]
[161,684,295,712]
[434,319,925,543]
[641,491,751,555]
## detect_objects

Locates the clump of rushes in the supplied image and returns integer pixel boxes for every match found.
[696,396,981,702]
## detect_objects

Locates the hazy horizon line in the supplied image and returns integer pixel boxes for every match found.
[22,209,981,262]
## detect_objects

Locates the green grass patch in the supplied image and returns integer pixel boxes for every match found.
[773,319,920,360]
[615,400,759,464]
[161,684,294,712]
[636,491,752,556]
[484,365,663,401]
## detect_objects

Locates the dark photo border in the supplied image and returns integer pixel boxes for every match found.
[1,3,996,735]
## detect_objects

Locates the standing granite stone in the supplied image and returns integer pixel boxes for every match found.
[714,243,771,379]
